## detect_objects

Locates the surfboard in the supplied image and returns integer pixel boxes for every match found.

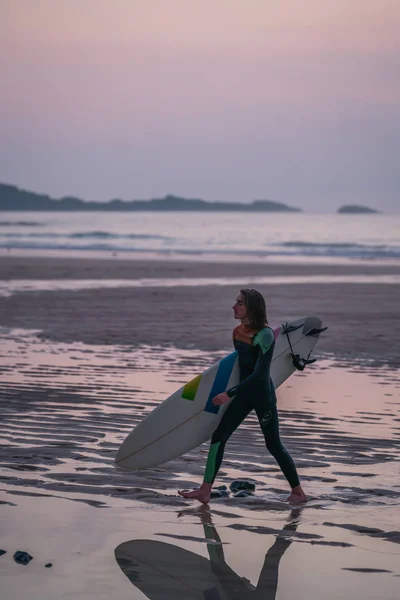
[115,316,326,470]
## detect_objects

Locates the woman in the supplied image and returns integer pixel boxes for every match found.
[178,288,306,504]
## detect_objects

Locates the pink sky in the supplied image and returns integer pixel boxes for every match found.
[1,0,399,210]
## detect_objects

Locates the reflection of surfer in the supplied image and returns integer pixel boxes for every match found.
[114,507,301,600]
[200,507,300,600]
[179,288,306,505]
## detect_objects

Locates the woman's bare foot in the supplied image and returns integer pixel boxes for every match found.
[178,482,212,504]
[287,485,307,504]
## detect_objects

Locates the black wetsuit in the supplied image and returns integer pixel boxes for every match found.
[204,324,300,488]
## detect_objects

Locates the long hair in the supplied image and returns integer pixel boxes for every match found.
[240,288,268,330]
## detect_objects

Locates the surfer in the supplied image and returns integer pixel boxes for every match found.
[178,288,307,505]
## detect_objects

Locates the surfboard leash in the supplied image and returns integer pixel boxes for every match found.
[282,321,319,372]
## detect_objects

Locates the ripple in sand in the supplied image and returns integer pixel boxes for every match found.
[1,332,399,514]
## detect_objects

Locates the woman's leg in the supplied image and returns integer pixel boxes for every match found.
[254,385,306,503]
[204,396,252,484]
[178,396,251,503]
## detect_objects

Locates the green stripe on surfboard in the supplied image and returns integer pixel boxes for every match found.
[181,374,202,401]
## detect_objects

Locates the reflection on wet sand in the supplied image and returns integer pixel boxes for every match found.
[115,508,300,599]
[1,331,399,512]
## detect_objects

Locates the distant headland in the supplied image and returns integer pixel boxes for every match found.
[0,183,302,212]
[337,204,380,214]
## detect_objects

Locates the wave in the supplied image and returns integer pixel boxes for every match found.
[0,241,162,252]
[279,241,386,249]
[0,231,171,240]
[0,220,44,227]
[70,231,170,240]
[1,240,400,259]
[274,241,399,258]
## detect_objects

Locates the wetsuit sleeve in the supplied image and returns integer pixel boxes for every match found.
[226,328,274,398]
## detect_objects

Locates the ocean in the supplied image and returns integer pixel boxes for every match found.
[0,211,399,262]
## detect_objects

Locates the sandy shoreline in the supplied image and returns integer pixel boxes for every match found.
[1,255,400,598]
[1,255,399,366]
[3,254,400,278]
[1,331,400,599]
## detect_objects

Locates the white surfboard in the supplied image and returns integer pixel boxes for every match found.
[115,316,326,470]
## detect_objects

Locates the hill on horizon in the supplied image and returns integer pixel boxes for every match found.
[0,183,302,212]
[337,204,380,214]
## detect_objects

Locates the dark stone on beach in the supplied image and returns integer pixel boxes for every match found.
[210,490,230,499]
[0,549,6,557]
[45,563,53,568]
[215,485,228,491]
[230,480,256,492]
[13,551,33,565]
[234,491,250,498]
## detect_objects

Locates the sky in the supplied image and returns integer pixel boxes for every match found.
[0,0,399,212]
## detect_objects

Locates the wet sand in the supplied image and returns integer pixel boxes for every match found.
[1,255,400,599]
[1,255,400,365]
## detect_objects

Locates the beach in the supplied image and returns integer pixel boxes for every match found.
[1,254,400,599]
[1,255,400,365]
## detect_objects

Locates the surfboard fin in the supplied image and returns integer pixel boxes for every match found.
[290,353,317,371]
[305,326,328,337]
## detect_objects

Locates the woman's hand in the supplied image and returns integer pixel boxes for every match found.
[212,392,231,406]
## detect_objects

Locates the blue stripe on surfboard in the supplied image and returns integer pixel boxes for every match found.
[204,351,238,414]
